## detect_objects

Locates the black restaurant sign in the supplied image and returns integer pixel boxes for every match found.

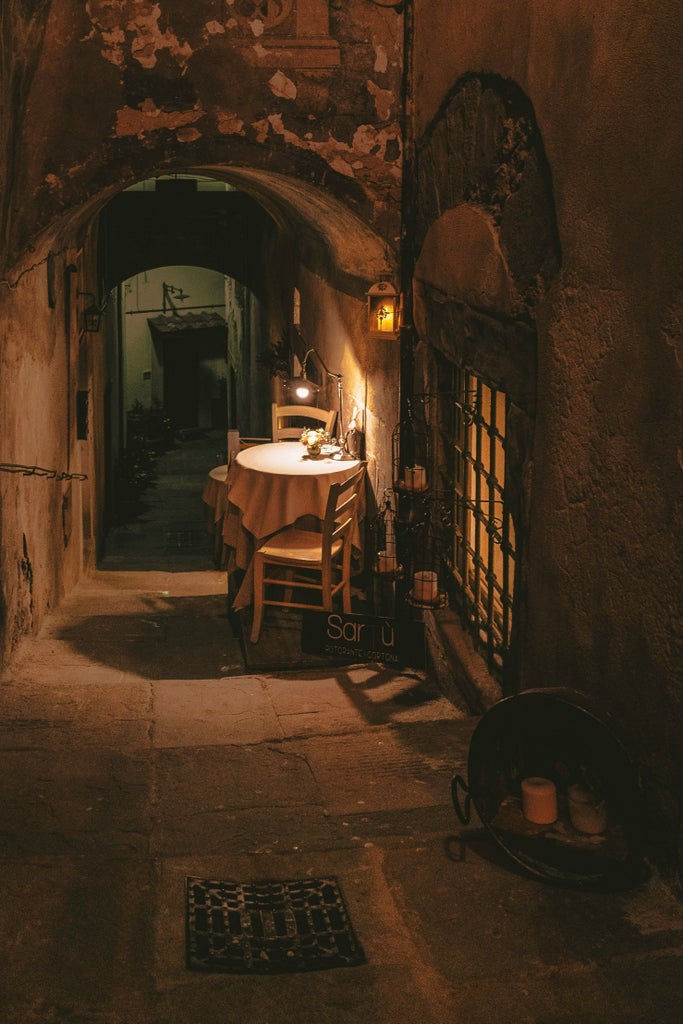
[301,610,424,668]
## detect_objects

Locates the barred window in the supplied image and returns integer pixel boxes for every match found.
[451,368,515,675]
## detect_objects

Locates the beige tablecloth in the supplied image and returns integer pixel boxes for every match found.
[201,464,229,523]
[221,442,363,609]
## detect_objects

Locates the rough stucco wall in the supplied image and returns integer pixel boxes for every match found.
[411,0,683,872]
[297,264,399,509]
[0,258,88,662]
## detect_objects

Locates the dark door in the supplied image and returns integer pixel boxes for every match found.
[163,336,199,429]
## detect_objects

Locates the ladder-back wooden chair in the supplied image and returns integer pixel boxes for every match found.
[249,462,367,642]
[271,403,337,441]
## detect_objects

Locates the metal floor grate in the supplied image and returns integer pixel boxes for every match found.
[186,876,366,974]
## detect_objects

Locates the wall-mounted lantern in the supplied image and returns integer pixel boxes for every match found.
[77,292,102,333]
[367,278,400,339]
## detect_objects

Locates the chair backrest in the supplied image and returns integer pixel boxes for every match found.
[321,462,367,560]
[271,403,337,441]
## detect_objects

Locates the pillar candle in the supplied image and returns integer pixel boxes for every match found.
[405,465,426,490]
[521,776,558,824]
[413,570,438,604]
[567,784,607,835]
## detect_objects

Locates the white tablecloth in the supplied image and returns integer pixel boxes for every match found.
[221,442,363,609]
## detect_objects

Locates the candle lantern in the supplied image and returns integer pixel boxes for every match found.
[366,278,400,339]
[370,489,401,616]
[371,489,400,576]
[405,498,449,609]
[391,400,430,492]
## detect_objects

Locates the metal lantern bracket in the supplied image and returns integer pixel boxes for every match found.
[371,488,402,578]
[77,291,104,333]
[391,398,431,492]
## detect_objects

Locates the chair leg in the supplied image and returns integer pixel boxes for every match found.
[250,554,265,643]
[342,544,353,613]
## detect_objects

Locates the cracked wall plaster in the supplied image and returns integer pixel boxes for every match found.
[4,1,403,271]
[86,1,193,70]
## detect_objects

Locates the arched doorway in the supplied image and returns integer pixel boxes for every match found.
[89,168,400,552]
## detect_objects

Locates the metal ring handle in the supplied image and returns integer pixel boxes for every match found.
[451,773,472,826]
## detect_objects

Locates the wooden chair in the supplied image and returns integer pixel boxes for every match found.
[271,403,337,441]
[249,462,367,642]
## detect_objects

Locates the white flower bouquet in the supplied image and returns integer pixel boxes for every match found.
[300,427,330,454]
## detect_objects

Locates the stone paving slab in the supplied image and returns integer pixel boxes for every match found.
[153,849,458,1024]
[153,802,342,858]
[152,743,334,857]
[380,836,683,1023]
[0,746,151,856]
[151,676,282,748]
[289,725,464,815]
[263,663,465,737]
[0,855,155,1024]
[0,677,151,749]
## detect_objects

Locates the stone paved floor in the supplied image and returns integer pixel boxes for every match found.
[0,432,681,1023]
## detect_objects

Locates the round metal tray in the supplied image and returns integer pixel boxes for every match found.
[451,688,646,889]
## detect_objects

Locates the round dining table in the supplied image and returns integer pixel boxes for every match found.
[221,442,363,609]
[201,463,231,565]
[202,464,229,523]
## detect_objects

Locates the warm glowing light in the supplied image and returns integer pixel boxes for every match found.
[366,278,399,338]
[375,303,395,333]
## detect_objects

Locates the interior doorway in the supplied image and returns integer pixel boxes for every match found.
[157,327,228,432]
[121,265,228,434]
[162,335,200,429]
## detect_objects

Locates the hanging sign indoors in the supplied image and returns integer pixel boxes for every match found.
[301,610,424,668]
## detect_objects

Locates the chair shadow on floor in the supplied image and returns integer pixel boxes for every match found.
[55,594,245,679]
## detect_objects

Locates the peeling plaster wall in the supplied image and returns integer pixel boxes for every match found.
[3,0,404,274]
[411,0,683,877]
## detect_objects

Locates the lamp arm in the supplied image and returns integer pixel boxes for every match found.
[301,346,347,450]
[77,290,106,310]
[302,347,342,384]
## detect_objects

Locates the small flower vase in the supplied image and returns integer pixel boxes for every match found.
[306,441,322,457]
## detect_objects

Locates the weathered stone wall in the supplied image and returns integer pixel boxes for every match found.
[297,263,400,511]
[2,0,404,274]
[411,0,683,879]
[0,242,106,663]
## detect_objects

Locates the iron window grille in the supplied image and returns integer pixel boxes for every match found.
[450,368,515,675]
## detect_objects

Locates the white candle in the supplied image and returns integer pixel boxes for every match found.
[405,465,426,490]
[378,550,398,573]
[567,784,607,835]
[413,570,438,604]
[521,777,558,824]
